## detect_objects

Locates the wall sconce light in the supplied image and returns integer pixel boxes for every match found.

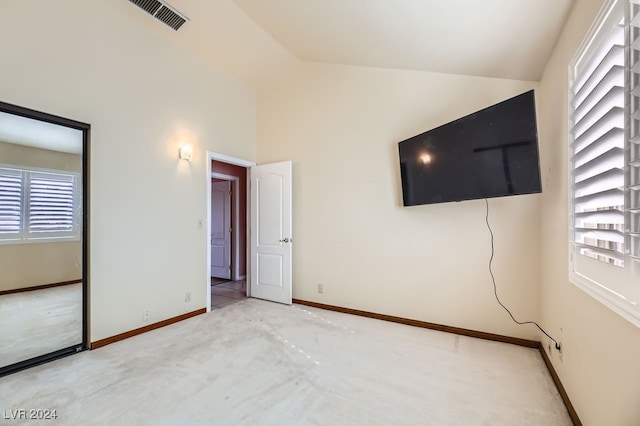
[179,144,193,161]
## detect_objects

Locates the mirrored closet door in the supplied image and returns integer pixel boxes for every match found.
[0,101,88,376]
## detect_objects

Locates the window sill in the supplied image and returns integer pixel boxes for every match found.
[571,271,640,328]
[0,235,80,245]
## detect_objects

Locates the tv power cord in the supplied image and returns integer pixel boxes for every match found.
[484,199,561,351]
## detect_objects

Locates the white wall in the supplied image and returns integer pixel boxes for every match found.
[258,63,542,339]
[537,0,640,424]
[0,0,256,341]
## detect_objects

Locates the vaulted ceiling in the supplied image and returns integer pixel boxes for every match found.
[115,0,575,87]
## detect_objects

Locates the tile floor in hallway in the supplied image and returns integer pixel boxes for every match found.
[211,278,246,310]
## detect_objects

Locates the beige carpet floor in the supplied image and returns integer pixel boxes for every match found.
[0,298,571,425]
[0,284,82,368]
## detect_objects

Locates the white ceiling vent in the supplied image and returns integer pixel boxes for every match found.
[129,0,188,31]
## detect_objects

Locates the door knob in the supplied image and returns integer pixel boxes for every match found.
[279,237,290,243]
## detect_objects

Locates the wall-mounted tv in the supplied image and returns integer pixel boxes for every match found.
[398,90,541,207]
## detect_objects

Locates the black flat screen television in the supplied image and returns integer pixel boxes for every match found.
[398,90,541,207]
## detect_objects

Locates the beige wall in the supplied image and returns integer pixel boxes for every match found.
[0,0,256,341]
[0,141,82,291]
[0,242,81,292]
[0,141,81,172]
[258,62,542,339]
[537,0,640,424]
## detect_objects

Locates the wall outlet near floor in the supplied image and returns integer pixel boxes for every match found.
[185,291,191,303]
[143,309,151,322]
[558,342,563,362]
[549,341,563,362]
[317,283,324,294]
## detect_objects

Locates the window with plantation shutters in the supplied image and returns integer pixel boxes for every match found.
[0,165,79,243]
[569,0,640,328]
[629,0,640,266]
[571,18,625,267]
[28,172,75,234]
[0,168,22,234]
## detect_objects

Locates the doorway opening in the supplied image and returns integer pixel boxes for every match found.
[206,153,293,311]
[206,152,253,312]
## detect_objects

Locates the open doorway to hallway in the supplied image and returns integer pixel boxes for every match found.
[209,158,250,311]
[207,153,293,310]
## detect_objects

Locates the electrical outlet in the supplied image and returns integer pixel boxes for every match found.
[143,309,150,322]
[558,342,563,362]
[185,291,191,303]
[317,284,324,294]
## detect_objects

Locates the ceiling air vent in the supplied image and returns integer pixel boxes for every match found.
[129,0,188,31]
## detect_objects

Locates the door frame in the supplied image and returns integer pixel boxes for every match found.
[206,151,254,312]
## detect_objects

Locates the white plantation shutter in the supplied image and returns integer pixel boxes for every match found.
[0,168,23,235]
[28,172,75,234]
[570,0,640,328]
[0,165,79,242]
[629,1,640,261]
[571,21,625,266]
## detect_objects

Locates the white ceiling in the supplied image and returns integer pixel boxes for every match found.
[0,111,83,155]
[116,0,575,85]
[231,0,574,81]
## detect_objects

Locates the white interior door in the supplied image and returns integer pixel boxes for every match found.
[211,180,231,279]
[250,161,292,304]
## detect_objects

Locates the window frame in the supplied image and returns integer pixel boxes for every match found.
[568,0,640,328]
[0,163,81,244]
